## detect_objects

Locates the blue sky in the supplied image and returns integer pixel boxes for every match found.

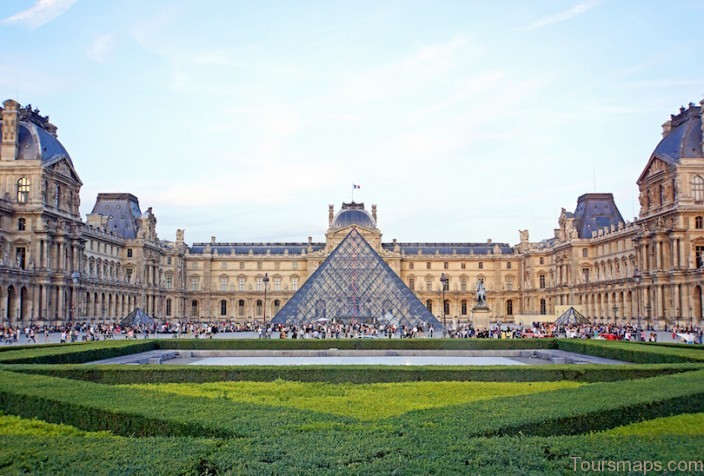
[2,0,704,245]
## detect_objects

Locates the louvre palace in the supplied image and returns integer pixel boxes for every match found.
[1,98,704,330]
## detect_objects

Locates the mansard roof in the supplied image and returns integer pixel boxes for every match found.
[572,193,624,239]
[189,243,325,255]
[384,243,513,255]
[90,193,143,239]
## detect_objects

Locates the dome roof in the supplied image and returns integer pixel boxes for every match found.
[330,202,376,229]
[652,102,703,162]
[17,121,72,164]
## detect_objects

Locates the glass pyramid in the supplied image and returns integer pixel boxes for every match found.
[271,228,442,329]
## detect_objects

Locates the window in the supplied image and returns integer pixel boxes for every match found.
[257,262,262,270]
[274,277,281,291]
[166,299,172,317]
[409,262,414,270]
[582,248,588,258]
[426,300,433,313]
[191,277,199,291]
[425,279,432,292]
[461,263,466,270]
[443,262,448,270]
[167,257,172,265]
[17,177,30,204]
[539,274,546,289]
[426,262,431,270]
[126,268,133,283]
[506,299,513,315]
[443,300,450,315]
[582,268,590,283]
[408,278,415,290]
[273,300,281,314]
[239,262,245,270]
[191,300,199,318]
[220,300,227,316]
[292,261,298,270]
[238,277,245,291]
[238,300,245,316]
[221,262,228,270]
[540,299,546,315]
[659,184,665,206]
[55,185,61,208]
[461,300,467,315]
[256,300,262,316]
[274,262,280,270]
[506,262,512,269]
[18,218,25,231]
[539,257,544,265]
[478,262,483,269]
[442,277,449,291]
[506,276,513,291]
[165,274,173,289]
[127,249,133,258]
[693,176,704,202]
[220,277,228,291]
[460,277,467,292]
[696,216,703,229]
[291,277,298,291]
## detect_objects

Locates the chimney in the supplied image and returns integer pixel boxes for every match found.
[661,119,672,137]
[211,236,216,244]
[328,204,334,225]
[371,204,377,223]
[1,99,19,161]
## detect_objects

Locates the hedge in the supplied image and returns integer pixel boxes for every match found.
[5,362,702,384]
[0,340,156,365]
[557,339,704,363]
[1,369,703,440]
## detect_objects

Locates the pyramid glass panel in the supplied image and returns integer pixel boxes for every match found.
[272,229,442,329]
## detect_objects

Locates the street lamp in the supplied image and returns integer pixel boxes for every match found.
[676,307,680,329]
[633,268,641,337]
[439,273,448,329]
[689,306,693,329]
[644,303,651,334]
[262,273,269,325]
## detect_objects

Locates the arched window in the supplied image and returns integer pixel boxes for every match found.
[540,299,546,315]
[220,300,227,316]
[539,274,546,289]
[426,300,433,313]
[256,299,262,316]
[238,299,245,316]
[191,300,199,318]
[273,299,281,315]
[443,300,450,315]
[693,176,704,202]
[17,177,30,204]
[165,299,172,316]
[461,300,467,315]
[506,299,513,315]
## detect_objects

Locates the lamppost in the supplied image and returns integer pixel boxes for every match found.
[440,273,448,329]
[676,307,680,329]
[689,306,693,329]
[633,268,641,337]
[262,273,269,325]
[645,303,651,334]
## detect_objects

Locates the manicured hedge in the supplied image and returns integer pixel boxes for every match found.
[557,339,704,363]
[0,340,156,365]
[157,337,559,351]
[1,369,703,440]
[5,362,702,384]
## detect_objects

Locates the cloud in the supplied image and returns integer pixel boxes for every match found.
[86,34,113,62]
[527,0,600,30]
[1,0,77,29]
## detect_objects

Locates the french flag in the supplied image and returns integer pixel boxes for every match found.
[353,184,361,189]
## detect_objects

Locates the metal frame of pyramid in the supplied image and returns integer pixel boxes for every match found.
[554,307,590,326]
[271,228,442,329]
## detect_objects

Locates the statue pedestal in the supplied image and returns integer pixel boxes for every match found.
[472,306,490,330]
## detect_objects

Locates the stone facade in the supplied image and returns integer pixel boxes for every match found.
[1,98,704,329]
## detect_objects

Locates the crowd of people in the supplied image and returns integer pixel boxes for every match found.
[1,319,702,345]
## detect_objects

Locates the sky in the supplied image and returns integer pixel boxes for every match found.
[2,0,704,246]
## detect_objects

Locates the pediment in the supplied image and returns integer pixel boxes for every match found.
[45,156,83,185]
[637,155,673,184]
